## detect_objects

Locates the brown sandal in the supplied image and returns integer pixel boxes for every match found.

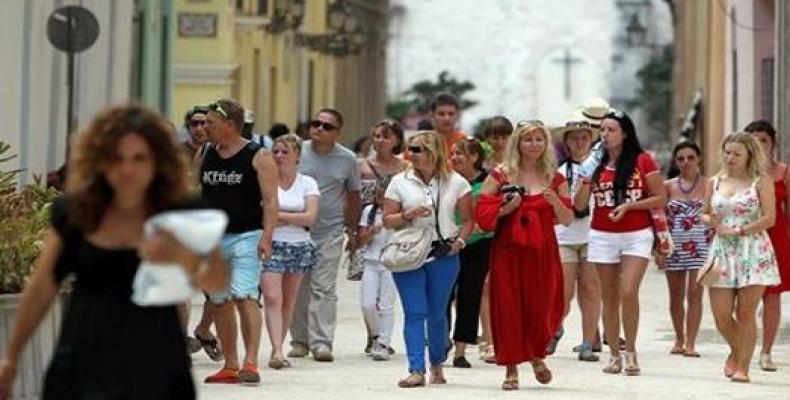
[531,360,552,384]
[398,373,425,388]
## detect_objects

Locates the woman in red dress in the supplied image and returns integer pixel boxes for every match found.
[476,121,573,390]
[746,120,790,372]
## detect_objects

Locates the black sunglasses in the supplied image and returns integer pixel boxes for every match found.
[564,121,591,129]
[310,120,338,131]
[190,120,206,127]
[408,145,425,154]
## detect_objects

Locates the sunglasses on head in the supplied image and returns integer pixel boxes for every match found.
[606,109,626,119]
[190,120,206,127]
[309,120,338,131]
[564,121,591,129]
[516,119,545,128]
[208,102,229,119]
[408,145,425,154]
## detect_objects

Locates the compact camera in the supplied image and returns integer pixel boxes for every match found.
[501,184,526,201]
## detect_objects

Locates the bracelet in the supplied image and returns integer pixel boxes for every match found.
[456,237,467,249]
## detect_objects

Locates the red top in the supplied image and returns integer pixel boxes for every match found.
[591,152,659,232]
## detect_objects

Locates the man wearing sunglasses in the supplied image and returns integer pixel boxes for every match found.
[182,105,209,159]
[289,108,362,362]
[199,98,279,385]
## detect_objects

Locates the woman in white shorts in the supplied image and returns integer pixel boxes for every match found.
[574,111,666,376]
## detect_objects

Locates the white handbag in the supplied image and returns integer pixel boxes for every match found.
[380,224,433,273]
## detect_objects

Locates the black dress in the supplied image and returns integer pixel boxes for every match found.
[43,198,195,400]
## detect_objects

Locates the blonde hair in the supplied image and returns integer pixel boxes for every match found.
[717,132,767,179]
[502,121,556,182]
[408,131,452,180]
[273,133,303,155]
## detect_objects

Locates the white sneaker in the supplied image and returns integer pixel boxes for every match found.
[371,343,391,361]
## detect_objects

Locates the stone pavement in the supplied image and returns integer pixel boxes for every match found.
[191,266,790,400]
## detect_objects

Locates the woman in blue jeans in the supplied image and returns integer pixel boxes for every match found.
[383,131,475,388]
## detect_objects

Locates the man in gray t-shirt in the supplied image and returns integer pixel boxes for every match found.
[290,108,361,361]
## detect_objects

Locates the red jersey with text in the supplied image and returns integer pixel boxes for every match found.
[590,152,659,232]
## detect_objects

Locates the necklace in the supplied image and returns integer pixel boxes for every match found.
[678,173,700,195]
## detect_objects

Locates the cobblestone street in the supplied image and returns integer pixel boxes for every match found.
[193,266,790,399]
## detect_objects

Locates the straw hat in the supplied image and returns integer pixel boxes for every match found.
[580,97,613,126]
[550,110,600,141]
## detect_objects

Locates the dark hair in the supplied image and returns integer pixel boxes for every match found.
[666,141,702,179]
[744,119,777,143]
[268,123,290,140]
[295,120,311,139]
[455,138,487,171]
[352,136,372,157]
[66,103,192,233]
[209,98,244,132]
[183,105,209,128]
[416,119,434,130]
[317,108,344,128]
[373,119,405,155]
[430,92,460,112]
[483,116,514,138]
[593,111,644,206]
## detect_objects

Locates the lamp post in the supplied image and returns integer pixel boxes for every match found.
[294,0,365,57]
[626,13,647,47]
[265,0,305,34]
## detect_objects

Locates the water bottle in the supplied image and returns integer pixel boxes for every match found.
[578,141,604,179]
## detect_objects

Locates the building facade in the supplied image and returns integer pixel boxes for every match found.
[171,0,388,144]
[672,0,780,174]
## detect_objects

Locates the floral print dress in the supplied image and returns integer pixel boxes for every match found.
[707,177,780,288]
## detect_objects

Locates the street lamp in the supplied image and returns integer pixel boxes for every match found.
[294,0,365,57]
[626,13,647,47]
[265,0,305,34]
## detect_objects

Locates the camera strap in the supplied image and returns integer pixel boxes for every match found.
[428,180,446,242]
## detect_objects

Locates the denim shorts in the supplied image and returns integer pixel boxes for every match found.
[208,229,262,304]
[262,240,317,274]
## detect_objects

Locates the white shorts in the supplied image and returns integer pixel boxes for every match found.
[587,228,654,264]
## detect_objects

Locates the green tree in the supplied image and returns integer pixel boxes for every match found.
[635,45,674,139]
[387,71,478,121]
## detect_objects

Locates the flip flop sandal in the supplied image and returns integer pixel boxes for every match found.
[195,332,224,362]
[501,378,519,391]
[670,346,685,355]
[683,351,701,358]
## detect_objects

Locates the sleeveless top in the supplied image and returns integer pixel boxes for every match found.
[707,176,780,288]
[665,197,710,270]
[200,142,263,234]
[360,160,398,206]
[766,166,790,293]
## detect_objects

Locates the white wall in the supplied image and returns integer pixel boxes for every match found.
[387,0,617,131]
[0,0,133,183]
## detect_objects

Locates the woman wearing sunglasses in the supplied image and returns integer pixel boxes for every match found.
[383,131,474,388]
[573,110,667,376]
[476,120,573,391]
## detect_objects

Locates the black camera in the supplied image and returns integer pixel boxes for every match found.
[501,184,526,201]
[428,240,453,259]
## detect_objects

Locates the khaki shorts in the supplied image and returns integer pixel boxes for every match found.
[559,243,588,264]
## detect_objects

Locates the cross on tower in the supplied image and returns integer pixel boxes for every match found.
[552,48,583,100]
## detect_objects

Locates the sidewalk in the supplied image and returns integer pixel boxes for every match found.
[192,265,790,399]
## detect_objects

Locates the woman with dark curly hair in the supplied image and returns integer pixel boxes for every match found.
[0,104,229,400]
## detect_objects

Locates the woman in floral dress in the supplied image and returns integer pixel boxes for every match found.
[702,133,780,384]
[660,142,709,357]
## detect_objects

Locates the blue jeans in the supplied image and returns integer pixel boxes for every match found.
[392,254,460,373]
